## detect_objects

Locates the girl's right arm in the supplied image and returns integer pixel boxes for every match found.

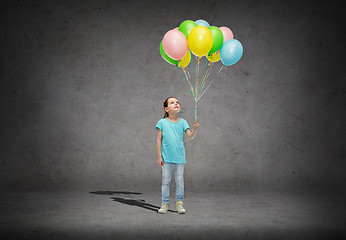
[156,129,164,166]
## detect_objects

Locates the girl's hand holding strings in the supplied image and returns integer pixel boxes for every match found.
[194,121,199,130]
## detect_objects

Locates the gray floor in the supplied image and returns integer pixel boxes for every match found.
[1,190,345,239]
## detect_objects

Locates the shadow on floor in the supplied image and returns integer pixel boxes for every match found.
[89,191,143,196]
[90,190,177,213]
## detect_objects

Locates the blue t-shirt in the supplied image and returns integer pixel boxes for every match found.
[156,118,190,163]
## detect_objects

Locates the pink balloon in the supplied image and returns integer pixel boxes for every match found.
[162,29,188,60]
[219,26,234,43]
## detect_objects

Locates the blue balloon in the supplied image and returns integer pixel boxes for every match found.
[220,39,243,66]
[195,19,210,28]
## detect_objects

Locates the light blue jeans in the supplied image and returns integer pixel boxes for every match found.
[161,162,185,204]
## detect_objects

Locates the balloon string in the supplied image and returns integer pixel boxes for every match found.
[190,54,194,77]
[199,62,212,94]
[186,65,191,80]
[186,68,195,95]
[202,62,213,92]
[195,102,198,122]
[197,65,225,102]
[195,57,200,101]
[186,65,195,95]
[181,68,196,100]
[185,68,198,102]
[184,68,197,101]
[216,64,225,76]
[183,68,195,96]
[199,60,209,94]
[198,60,210,93]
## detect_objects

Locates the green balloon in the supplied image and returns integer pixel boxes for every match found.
[208,26,224,54]
[160,41,179,66]
[178,20,197,39]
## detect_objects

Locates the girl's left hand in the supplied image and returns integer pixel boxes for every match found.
[194,121,199,130]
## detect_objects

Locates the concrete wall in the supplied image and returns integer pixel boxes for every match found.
[1,0,345,192]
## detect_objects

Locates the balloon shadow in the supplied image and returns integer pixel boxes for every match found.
[90,190,177,213]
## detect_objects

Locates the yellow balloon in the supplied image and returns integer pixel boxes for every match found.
[178,50,191,68]
[188,26,213,57]
[207,51,220,63]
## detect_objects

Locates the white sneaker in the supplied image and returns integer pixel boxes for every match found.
[176,201,186,214]
[158,203,169,214]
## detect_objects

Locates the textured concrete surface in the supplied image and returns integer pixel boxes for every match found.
[1,190,345,239]
[2,1,345,238]
[1,0,345,201]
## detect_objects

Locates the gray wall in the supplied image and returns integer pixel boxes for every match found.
[1,0,345,193]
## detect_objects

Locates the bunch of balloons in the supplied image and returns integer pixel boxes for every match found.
[160,19,243,121]
[160,19,243,67]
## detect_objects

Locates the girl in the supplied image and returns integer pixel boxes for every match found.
[155,97,199,214]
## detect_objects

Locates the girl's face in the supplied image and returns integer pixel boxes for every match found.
[165,98,180,114]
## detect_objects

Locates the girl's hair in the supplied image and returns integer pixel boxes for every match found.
[163,96,177,118]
